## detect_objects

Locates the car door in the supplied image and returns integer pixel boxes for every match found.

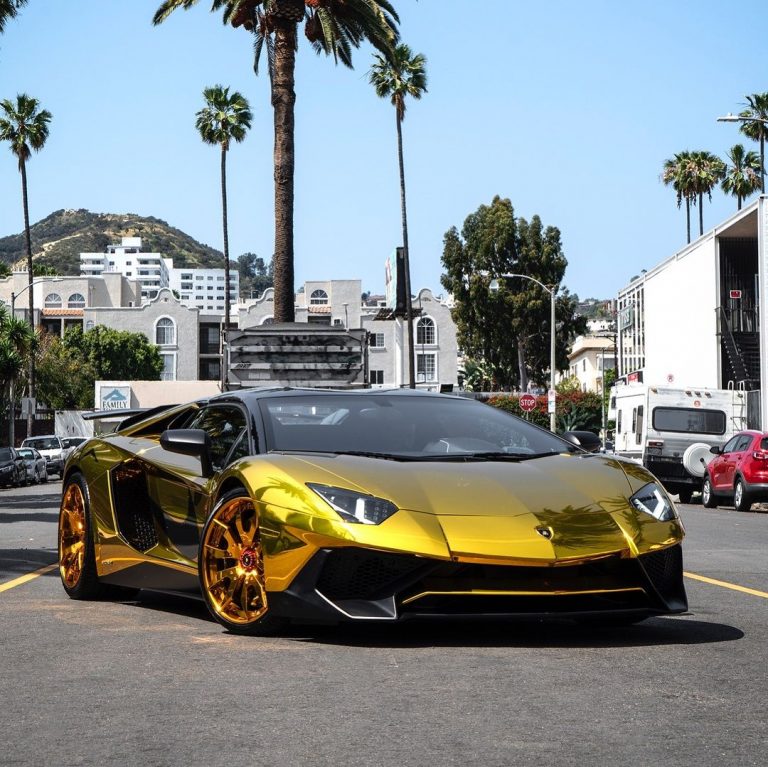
[712,435,740,490]
[722,434,752,489]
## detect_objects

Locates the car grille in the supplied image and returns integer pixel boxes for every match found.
[637,545,684,605]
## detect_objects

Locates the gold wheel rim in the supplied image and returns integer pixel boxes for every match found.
[201,497,268,625]
[59,483,86,589]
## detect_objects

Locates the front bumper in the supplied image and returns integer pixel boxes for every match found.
[267,545,688,623]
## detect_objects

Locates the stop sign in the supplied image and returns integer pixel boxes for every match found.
[519,393,536,412]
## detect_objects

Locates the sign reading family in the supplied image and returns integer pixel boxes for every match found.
[101,387,131,410]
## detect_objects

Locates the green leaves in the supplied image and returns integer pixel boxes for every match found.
[196,85,252,149]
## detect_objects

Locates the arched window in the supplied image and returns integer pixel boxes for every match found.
[261,317,275,325]
[44,293,62,308]
[155,317,176,346]
[68,293,86,309]
[310,289,329,305]
[416,316,436,345]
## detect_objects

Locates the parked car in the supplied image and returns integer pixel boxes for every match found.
[20,435,66,479]
[58,388,687,635]
[62,437,87,461]
[17,447,48,484]
[702,430,768,511]
[0,446,27,488]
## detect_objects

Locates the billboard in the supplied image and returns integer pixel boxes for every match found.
[385,247,407,316]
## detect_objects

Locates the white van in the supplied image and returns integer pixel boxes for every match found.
[610,384,746,502]
[20,434,66,479]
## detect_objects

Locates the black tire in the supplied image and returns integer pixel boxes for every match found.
[734,478,752,512]
[59,472,103,599]
[199,488,287,636]
[702,476,717,508]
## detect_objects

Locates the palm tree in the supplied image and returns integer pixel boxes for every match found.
[0,0,26,34]
[662,151,697,244]
[154,0,399,323]
[688,150,726,236]
[738,92,768,193]
[721,144,762,210]
[369,43,427,389]
[0,303,34,444]
[196,85,252,332]
[0,93,51,427]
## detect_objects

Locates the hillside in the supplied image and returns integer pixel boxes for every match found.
[0,209,224,274]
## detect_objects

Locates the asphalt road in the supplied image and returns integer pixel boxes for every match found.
[0,481,766,767]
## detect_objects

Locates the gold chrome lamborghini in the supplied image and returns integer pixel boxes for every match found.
[58,388,687,634]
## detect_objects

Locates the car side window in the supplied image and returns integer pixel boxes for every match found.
[186,405,249,472]
[721,436,740,454]
[736,435,753,453]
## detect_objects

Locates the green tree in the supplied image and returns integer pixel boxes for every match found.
[688,150,726,236]
[662,151,697,244]
[440,196,586,391]
[0,302,34,444]
[238,252,274,298]
[154,0,399,323]
[721,143,762,210]
[0,93,52,422]
[35,333,96,410]
[195,84,252,332]
[738,92,768,193]
[0,0,26,34]
[369,43,427,389]
[64,325,163,381]
[0,262,10,278]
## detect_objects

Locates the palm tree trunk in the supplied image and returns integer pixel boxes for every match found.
[271,20,297,323]
[221,146,230,332]
[738,193,743,210]
[698,192,704,236]
[20,158,34,438]
[761,126,765,194]
[396,113,415,389]
[685,200,691,244]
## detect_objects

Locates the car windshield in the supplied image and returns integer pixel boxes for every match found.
[259,394,577,459]
[24,437,60,450]
[0,448,11,461]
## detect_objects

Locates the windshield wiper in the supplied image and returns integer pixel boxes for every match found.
[424,451,563,462]
[271,449,405,461]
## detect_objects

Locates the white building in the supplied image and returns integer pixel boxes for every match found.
[566,335,616,393]
[80,236,238,314]
[168,265,239,314]
[616,196,768,424]
[80,237,170,301]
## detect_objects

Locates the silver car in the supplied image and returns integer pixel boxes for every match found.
[17,447,48,484]
[20,435,66,479]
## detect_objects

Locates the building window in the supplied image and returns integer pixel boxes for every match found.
[155,317,176,346]
[261,317,274,325]
[44,293,62,308]
[417,317,436,345]
[85,320,94,331]
[310,289,329,305]
[370,370,385,385]
[369,333,385,348]
[67,293,86,309]
[417,353,437,382]
[160,353,176,381]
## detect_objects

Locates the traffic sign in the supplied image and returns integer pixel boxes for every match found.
[519,393,536,412]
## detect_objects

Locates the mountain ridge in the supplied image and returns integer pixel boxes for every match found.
[0,209,224,274]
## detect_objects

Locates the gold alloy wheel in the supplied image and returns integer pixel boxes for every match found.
[59,482,87,589]
[201,496,268,625]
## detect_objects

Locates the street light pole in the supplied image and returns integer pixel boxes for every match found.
[718,113,768,194]
[493,273,558,432]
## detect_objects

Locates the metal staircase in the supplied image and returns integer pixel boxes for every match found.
[718,306,759,389]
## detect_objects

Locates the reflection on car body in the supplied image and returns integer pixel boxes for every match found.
[58,388,688,635]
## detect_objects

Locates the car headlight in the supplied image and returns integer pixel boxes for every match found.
[307,483,399,525]
[630,482,677,521]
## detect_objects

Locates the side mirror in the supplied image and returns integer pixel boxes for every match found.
[561,430,602,453]
[160,429,213,478]
[709,445,722,455]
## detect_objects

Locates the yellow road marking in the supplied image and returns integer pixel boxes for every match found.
[684,571,768,599]
[0,563,58,594]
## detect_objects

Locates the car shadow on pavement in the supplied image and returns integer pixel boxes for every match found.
[0,512,59,524]
[120,591,743,648]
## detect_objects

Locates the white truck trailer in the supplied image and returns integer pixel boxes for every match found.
[609,384,747,502]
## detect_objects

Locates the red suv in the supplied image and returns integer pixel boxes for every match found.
[702,430,768,511]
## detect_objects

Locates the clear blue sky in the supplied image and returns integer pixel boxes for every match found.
[1,0,767,301]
